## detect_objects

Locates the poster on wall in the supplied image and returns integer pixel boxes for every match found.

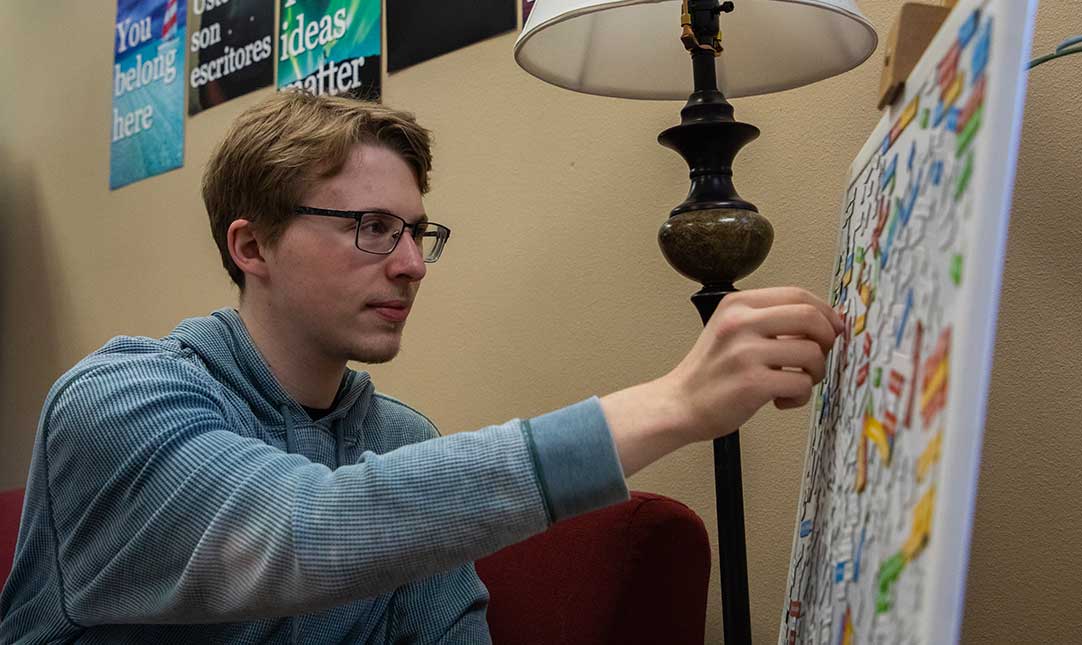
[523,0,535,24]
[187,0,275,115]
[778,0,1037,643]
[110,0,187,190]
[387,0,516,73]
[276,0,381,100]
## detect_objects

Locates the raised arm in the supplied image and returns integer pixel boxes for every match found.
[42,355,615,626]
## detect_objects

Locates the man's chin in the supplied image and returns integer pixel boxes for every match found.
[349,343,401,365]
[354,353,396,365]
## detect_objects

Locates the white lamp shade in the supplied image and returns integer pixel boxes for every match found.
[515,0,878,99]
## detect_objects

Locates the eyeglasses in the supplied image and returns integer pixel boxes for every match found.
[294,206,451,263]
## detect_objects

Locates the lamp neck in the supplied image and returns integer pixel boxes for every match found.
[681,0,736,119]
[659,1,757,215]
[692,53,723,98]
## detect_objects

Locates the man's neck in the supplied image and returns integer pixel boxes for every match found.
[237,299,345,409]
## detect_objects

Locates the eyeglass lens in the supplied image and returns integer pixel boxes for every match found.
[355,212,447,262]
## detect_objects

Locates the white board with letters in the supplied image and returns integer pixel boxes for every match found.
[779,1,1037,642]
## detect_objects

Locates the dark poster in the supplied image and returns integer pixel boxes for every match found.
[388,0,516,73]
[187,0,275,115]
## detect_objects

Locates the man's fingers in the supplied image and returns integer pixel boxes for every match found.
[725,287,843,334]
[768,368,815,409]
[749,304,839,354]
[774,397,805,410]
[755,339,828,383]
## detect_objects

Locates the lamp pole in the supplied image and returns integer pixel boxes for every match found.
[656,2,770,642]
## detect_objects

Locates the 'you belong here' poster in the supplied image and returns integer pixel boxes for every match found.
[111,0,186,190]
[277,0,381,100]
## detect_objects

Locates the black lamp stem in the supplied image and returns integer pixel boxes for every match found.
[696,293,754,645]
[655,2,767,642]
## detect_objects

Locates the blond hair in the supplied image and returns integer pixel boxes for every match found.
[202,91,433,288]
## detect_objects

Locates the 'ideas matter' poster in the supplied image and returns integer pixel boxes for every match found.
[277,0,381,100]
[110,0,186,189]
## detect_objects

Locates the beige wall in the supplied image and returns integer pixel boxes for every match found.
[2,2,1079,642]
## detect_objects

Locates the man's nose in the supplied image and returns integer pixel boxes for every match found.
[387,234,427,281]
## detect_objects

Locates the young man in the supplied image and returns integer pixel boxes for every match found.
[0,91,841,643]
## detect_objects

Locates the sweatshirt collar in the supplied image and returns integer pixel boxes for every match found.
[170,308,374,428]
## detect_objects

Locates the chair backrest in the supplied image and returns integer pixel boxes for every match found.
[475,491,711,645]
[0,488,25,587]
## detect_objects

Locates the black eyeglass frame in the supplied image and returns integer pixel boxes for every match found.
[293,206,451,262]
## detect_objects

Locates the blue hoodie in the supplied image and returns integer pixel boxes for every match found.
[0,308,628,643]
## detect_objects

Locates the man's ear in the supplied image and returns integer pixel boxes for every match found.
[227,219,271,282]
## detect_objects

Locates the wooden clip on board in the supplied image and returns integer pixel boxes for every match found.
[878,1,958,109]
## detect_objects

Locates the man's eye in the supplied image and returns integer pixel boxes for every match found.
[359,221,388,235]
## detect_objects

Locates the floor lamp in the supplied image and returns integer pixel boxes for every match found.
[514,1,877,642]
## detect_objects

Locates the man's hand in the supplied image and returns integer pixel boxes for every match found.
[600,287,843,477]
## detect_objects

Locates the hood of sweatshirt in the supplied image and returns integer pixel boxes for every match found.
[167,308,375,467]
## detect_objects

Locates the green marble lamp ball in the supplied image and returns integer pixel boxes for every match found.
[658,207,774,285]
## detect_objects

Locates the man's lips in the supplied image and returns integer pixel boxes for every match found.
[368,300,411,322]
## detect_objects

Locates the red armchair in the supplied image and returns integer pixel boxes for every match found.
[476,491,712,645]
[0,488,23,587]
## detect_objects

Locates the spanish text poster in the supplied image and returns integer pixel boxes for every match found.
[187,0,275,115]
[111,0,187,190]
[277,0,381,100]
[388,0,515,73]
[523,0,535,24]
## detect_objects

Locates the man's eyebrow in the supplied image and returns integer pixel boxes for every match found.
[398,212,428,226]
[360,208,427,224]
